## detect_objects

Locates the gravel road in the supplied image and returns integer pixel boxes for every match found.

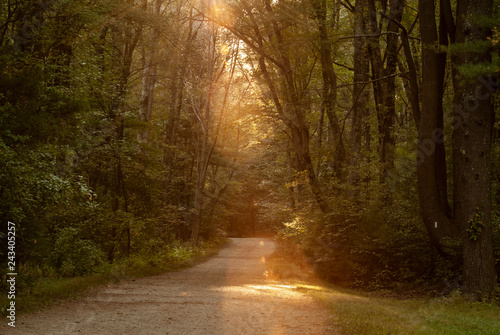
[1,238,334,334]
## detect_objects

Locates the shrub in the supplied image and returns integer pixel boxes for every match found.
[49,227,105,277]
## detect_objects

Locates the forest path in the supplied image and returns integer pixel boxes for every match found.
[3,238,335,334]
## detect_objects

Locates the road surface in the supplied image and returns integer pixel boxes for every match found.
[1,238,334,334]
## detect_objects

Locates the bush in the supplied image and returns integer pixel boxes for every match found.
[274,187,443,290]
[49,227,105,277]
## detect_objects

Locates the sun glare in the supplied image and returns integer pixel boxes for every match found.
[210,0,237,28]
[220,43,231,56]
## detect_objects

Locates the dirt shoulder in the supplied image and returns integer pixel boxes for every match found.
[1,238,335,335]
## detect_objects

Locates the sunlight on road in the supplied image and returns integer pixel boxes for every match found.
[214,284,303,298]
[208,238,332,334]
[216,281,330,334]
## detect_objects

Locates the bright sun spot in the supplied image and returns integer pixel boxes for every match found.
[210,0,237,28]
[220,44,231,56]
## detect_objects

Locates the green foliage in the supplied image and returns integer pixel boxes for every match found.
[458,61,499,77]
[0,0,232,290]
[466,209,485,241]
[49,227,105,277]
[448,40,492,55]
[448,5,500,79]
[274,169,452,290]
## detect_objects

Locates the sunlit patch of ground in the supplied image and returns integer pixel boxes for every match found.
[213,283,308,299]
[216,281,333,335]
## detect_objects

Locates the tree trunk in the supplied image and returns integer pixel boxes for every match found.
[452,0,496,300]
[190,86,211,245]
[138,0,162,143]
[286,143,297,211]
[311,0,345,179]
[165,7,195,148]
[366,0,401,182]
[417,0,459,257]
[349,0,369,186]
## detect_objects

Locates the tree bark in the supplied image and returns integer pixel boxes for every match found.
[311,0,346,179]
[366,0,402,182]
[452,0,496,300]
[138,0,162,143]
[417,0,459,257]
[165,6,195,148]
[349,0,370,186]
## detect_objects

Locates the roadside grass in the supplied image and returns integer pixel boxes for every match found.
[289,283,500,335]
[1,238,229,316]
[266,255,500,334]
[2,275,112,316]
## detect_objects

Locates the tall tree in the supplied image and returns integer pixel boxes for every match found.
[311,0,346,179]
[349,0,370,186]
[189,5,240,243]
[417,0,459,257]
[138,0,163,143]
[452,0,496,300]
[220,0,333,215]
[417,0,496,300]
[366,0,404,181]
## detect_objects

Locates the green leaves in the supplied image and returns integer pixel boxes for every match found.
[49,227,105,276]
[467,209,485,241]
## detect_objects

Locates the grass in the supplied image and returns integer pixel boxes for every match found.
[2,275,112,316]
[1,238,229,316]
[266,254,500,334]
[289,283,500,335]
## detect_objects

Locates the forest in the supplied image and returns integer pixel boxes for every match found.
[1,0,499,303]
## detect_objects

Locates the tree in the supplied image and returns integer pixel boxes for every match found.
[365,0,404,182]
[452,0,497,300]
[417,0,460,257]
[217,0,334,216]
[138,0,163,144]
[349,0,370,186]
[417,0,497,300]
[311,0,346,179]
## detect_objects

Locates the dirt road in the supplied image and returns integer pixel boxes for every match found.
[2,238,334,334]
